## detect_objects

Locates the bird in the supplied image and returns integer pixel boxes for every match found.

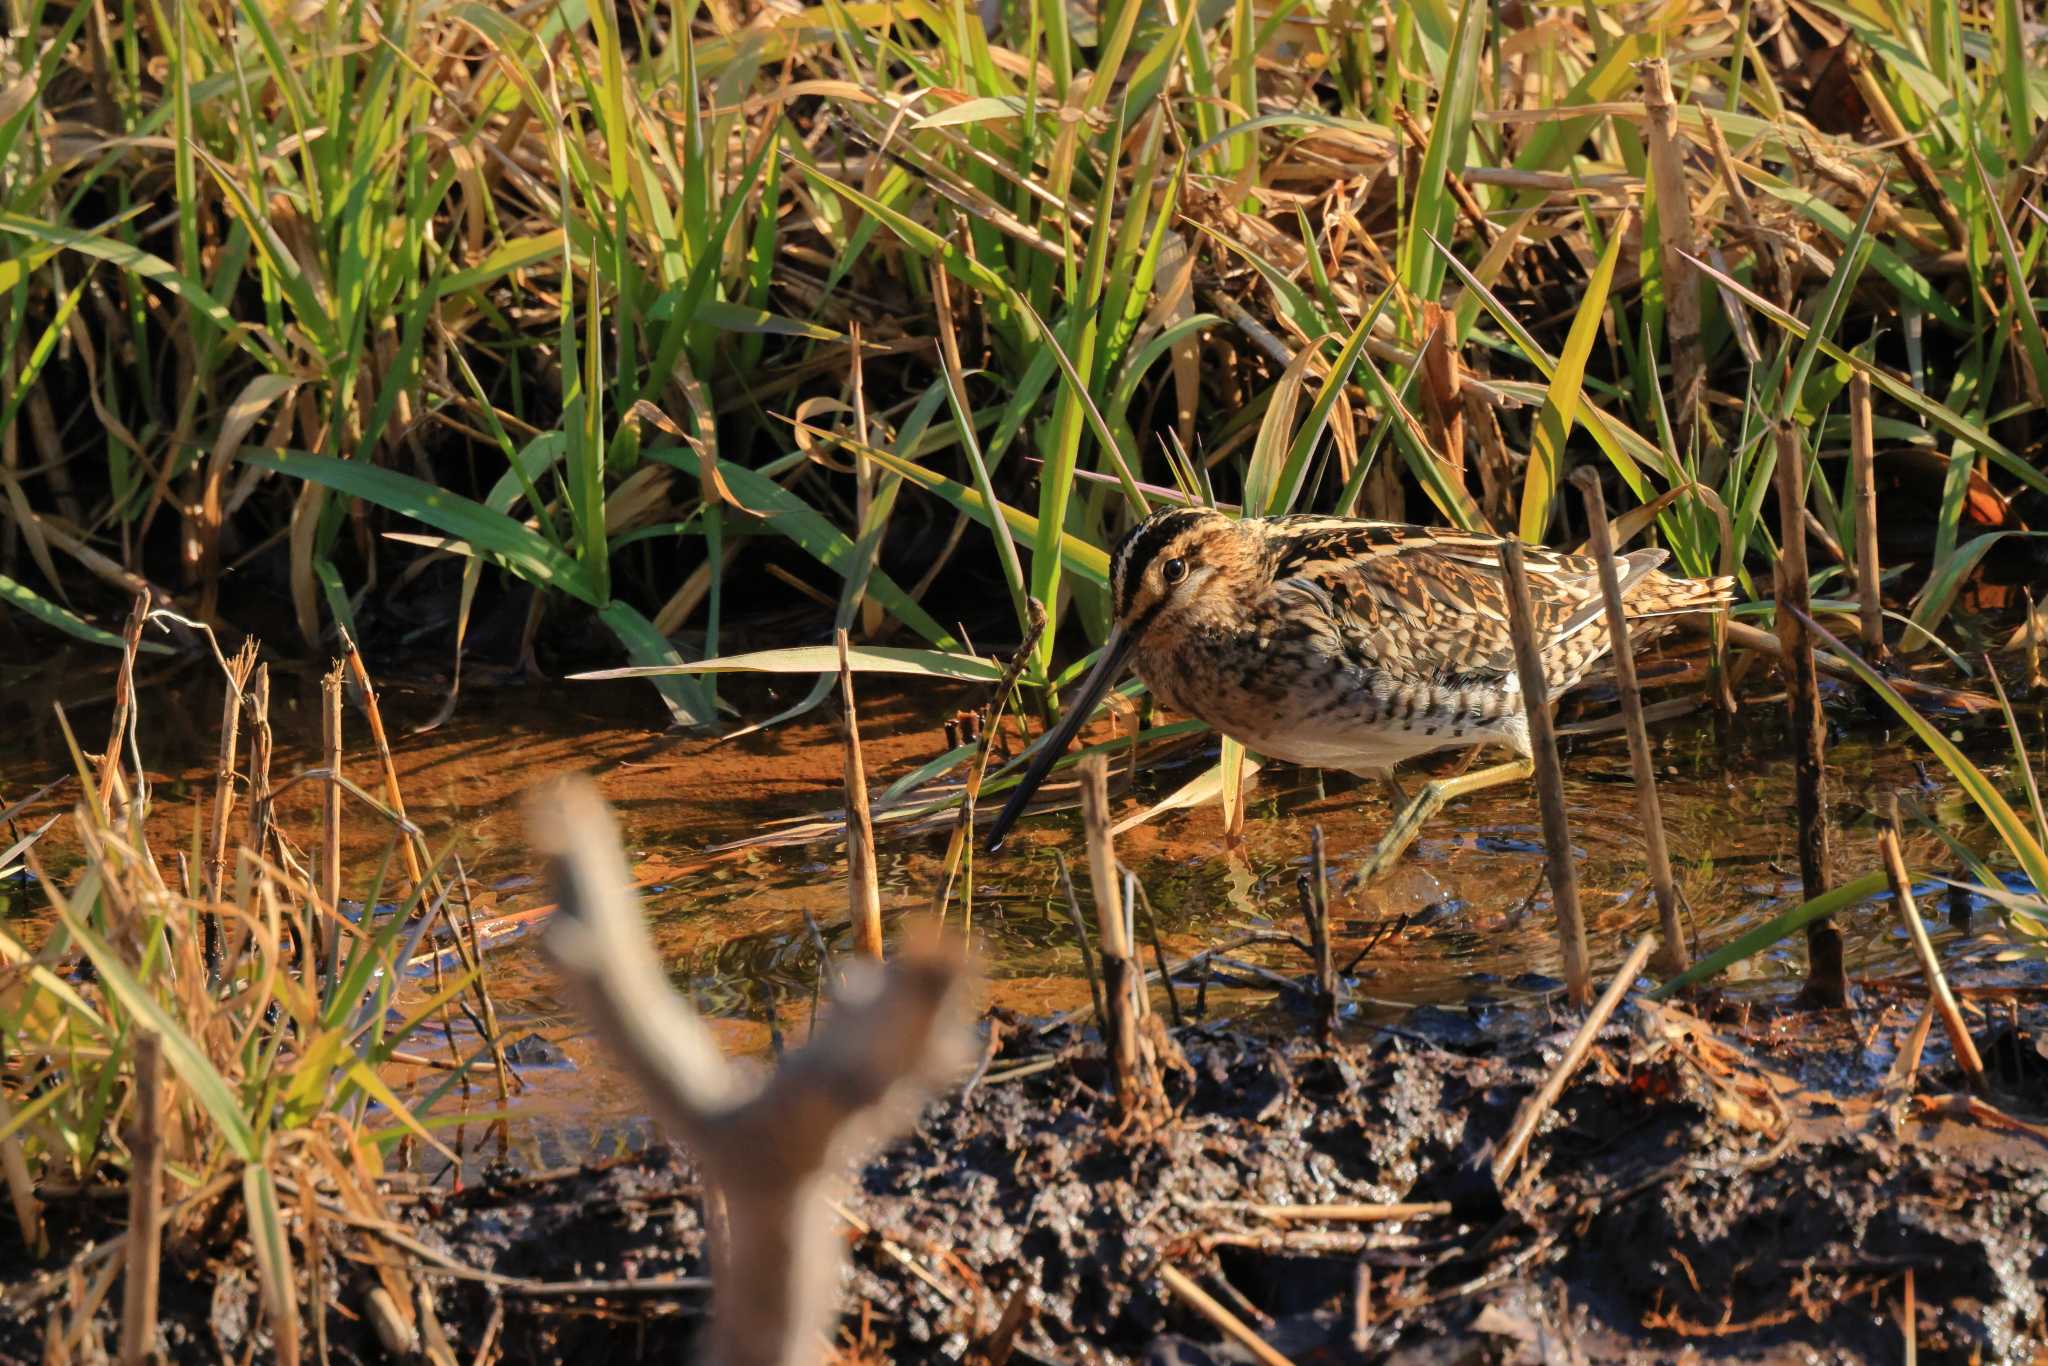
[982,505,1734,870]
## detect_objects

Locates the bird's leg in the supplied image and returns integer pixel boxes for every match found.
[1376,768,1409,809]
[1351,756,1537,887]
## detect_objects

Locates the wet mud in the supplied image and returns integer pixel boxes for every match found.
[10,984,2044,1364]
[5,655,2048,1362]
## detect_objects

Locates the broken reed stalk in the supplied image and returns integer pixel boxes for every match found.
[1496,540,1592,1008]
[319,662,343,984]
[1157,1264,1296,1366]
[534,778,971,1366]
[1878,814,1986,1092]
[204,639,258,982]
[1297,827,1337,1041]
[98,590,150,818]
[1849,371,1887,662]
[245,665,274,864]
[1417,302,1466,489]
[1572,470,1687,977]
[1132,879,1185,1028]
[1491,932,1658,1190]
[340,633,426,896]
[1053,852,1109,1029]
[118,1032,163,1366]
[1642,57,1704,458]
[837,629,886,960]
[1078,752,1156,1114]
[1773,421,1846,1009]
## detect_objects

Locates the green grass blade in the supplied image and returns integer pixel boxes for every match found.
[1800,609,2048,893]
[1,575,173,653]
[1648,868,1892,999]
[240,450,603,603]
[1519,221,1625,542]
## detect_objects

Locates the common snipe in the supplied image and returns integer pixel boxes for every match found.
[984,506,1733,873]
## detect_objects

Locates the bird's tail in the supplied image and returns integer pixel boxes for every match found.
[1624,570,1737,619]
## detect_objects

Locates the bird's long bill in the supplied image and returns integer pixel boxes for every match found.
[983,625,1138,853]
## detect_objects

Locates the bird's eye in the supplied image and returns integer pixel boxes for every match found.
[1162,557,1188,586]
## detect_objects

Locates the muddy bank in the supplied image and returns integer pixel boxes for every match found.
[10,982,2045,1365]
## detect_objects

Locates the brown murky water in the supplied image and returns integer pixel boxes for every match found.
[2,643,2038,1171]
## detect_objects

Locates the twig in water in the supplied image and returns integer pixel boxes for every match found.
[1052,852,1107,1031]
[1773,421,1845,1008]
[837,629,885,960]
[1131,879,1184,1028]
[98,590,150,819]
[803,911,835,1037]
[1297,827,1337,1040]
[319,662,344,988]
[1491,932,1659,1190]
[1078,754,1167,1122]
[204,638,259,983]
[1878,810,1985,1092]
[341,630,429,899]
[1497,540,1591,1007]
[1341,912,1411,977]
[1574,469,1687,977]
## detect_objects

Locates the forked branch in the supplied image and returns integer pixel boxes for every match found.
[532,779,975,1366]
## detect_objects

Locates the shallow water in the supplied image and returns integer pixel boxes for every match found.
[2,643,2040,1171]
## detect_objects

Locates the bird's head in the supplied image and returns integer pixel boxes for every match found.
[985,505,1241,852]
[1107,504,1244,634]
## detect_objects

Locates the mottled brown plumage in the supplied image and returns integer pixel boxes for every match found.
[986,505,1734,852]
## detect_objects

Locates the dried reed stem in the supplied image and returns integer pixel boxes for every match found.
[1492,932,1658,1189]
[1849,371,1887,662]
[1233,1201,1451,1222]
[245,665,274,862]
[1878,818,1985,1091]
[1417,302,1466,488]
[1053,852,1108,1029]
[1158,1264,1296,1366]
[1496,540,1591,1007]
[206,639,258,906]
[837,629,885,960]
[1573,470,1687,977]
[1847,49,1969,252]
[535,779,970,1366]
[1079,753,1152,1112]
[340,633,425,895]
[118,1032,163,1366]
[1773,421,1844,1008]
[1642,58,1703,455]
[204,640,259,984]
[319,662,343,985]
[97,590,150,818]
[1297,827,1337,1041]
